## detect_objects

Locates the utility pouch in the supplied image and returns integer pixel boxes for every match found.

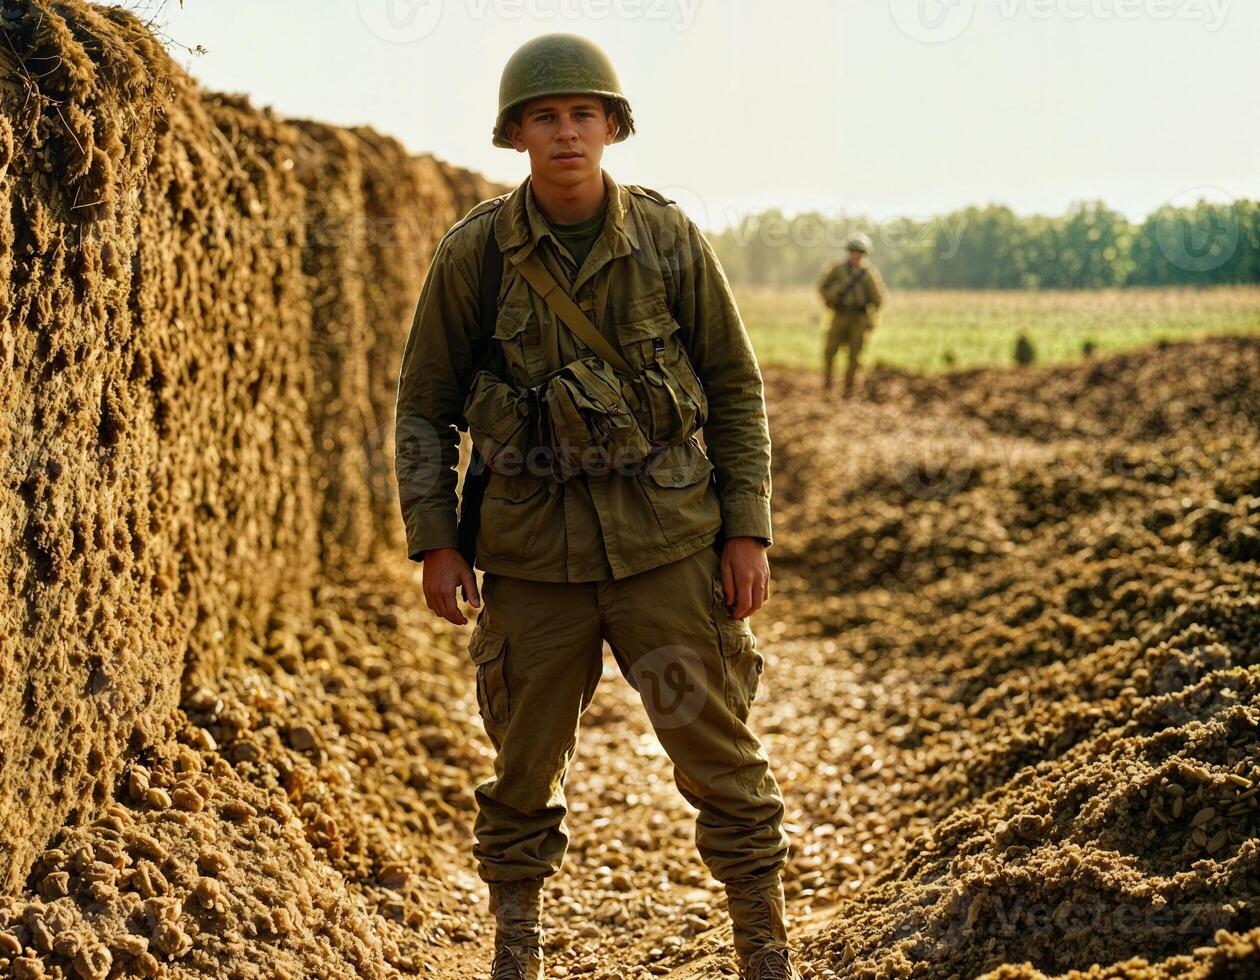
[512,254,705,453]
[462,369,542,477]
[540,356,652,479]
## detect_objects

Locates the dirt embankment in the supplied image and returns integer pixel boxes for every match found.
[766,341,1260,978]
[1,2,501,976]
[2,3,1259,980]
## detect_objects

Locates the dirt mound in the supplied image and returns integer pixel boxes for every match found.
[761,339,1259,977]
[1,1,499,976]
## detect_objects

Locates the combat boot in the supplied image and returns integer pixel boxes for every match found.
[726,872,800,979]
[488,879,544,978]
[490,945,543,980]
[742,945,802,979]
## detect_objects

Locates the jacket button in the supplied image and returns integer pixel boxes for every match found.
[673,473,684,485]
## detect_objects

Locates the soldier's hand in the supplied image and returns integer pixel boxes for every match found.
[421,548,482,626]
[720,537,771,620]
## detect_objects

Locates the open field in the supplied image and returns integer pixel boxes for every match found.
[737,284,1260,372]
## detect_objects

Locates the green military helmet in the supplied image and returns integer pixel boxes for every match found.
[846,232,873,254]
[493,33,636,148]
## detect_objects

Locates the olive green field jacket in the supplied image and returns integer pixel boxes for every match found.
[394,170,773,582]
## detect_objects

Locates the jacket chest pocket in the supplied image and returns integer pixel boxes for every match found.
[494,304,549,385]
[613,296,707,445]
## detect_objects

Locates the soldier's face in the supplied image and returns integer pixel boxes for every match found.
[847,249,864,265]
[507,95,619,185]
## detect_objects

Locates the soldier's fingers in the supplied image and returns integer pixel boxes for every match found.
[721,557,736,609]
[430,588,451,622]
[436,586,465,626]
[752,577,768,612]
[748,578,768,616]
[733,570,756,619]
[447,603,468,627]
[460,568,481,609]
[448,582,470,625]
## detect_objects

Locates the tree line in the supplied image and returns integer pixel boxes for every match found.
[707,199,1260,290]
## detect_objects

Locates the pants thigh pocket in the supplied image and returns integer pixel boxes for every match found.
[469,626,511,734]
[711,577,764,713]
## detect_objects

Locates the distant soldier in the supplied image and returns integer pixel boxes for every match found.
[817,232,885,397]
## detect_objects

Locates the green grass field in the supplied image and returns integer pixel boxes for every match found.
[735,285,1260,373]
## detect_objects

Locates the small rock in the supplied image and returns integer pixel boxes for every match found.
[287,725,317,751]
[72,944,112,980]
[144,787,172,810]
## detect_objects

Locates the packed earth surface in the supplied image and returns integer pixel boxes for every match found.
[2,2,1259,978]
[7,337,1260,979]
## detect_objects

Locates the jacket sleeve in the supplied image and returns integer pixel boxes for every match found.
[865,264,886,311]
[816,262,839,307]
[671,217,773,547]
[394,232,480,562]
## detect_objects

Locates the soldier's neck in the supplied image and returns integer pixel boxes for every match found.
[530,169,608,226]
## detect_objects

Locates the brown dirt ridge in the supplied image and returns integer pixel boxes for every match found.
[1,2,1258,978]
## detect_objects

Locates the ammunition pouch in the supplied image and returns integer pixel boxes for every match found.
[462,369,544,476]
[540,356,653,479]
[463,351,704,481]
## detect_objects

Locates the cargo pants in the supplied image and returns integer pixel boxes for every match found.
[466,538,790,891]
[823,311,870,394]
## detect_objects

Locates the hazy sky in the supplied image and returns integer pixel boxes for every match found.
[137,0,1259,230]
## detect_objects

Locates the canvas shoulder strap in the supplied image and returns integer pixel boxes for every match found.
[839,266,867,302]
[479,225,505,361]
[513,250,634,377]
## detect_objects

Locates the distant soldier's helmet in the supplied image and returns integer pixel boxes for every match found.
[846,232,873,254]
[493,33,636,148]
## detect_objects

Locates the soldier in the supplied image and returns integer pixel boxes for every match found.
[394,33,798,980]
[817,232,885,397]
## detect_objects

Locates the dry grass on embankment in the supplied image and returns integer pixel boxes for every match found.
[1,2,1258,979]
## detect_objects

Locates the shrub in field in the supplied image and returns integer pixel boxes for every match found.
[1014,332,1036,366]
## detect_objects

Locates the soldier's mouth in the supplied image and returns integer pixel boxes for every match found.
[553,152,584,162]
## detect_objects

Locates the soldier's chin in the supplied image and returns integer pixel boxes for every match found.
[544,160,595,183]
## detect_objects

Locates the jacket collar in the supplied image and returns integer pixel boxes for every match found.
[495,168,641,260]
